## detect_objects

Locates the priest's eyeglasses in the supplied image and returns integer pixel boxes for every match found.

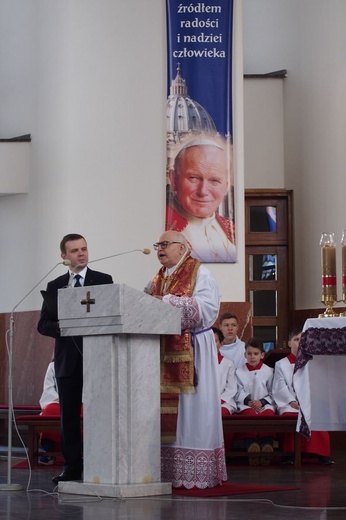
[153,241,182,250]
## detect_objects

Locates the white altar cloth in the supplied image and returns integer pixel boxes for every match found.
[294,317,346,436]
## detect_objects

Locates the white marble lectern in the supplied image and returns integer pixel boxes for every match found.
[56,283,181,498]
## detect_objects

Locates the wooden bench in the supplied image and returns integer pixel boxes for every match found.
[222,415,301,468]
[15,415,82,467]
[0,405,41,446]
[0,405,41,416]
[16,414,301,468]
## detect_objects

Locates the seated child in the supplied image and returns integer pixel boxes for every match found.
[213,327,237,416]
[272,327,334,465]
[235,337,276,465]
[39,360,60,465]
[213,326,237,455]
[219,313,246,368]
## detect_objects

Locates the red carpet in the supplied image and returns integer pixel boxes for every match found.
[11,462,299,496]
[172,482,299,497]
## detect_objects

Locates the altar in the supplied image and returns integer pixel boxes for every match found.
[293,317,346,437]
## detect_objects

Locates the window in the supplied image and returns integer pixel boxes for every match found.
[245,190,293,350]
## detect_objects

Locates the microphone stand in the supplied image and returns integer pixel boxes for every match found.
[0,249,150,490]
[0,261,70,491]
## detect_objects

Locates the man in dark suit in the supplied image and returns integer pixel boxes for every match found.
[38,233,113,483]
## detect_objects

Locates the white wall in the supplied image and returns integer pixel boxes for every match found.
[244,78,285,189]
[0,0,245,314]
[4,0,346,314]
[243,0,346,309]
[0,143,30,194]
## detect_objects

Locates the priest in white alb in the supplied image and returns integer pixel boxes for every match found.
[146,230,227,489]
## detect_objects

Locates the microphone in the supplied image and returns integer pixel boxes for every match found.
[1,259,70,491]
[69,248,151,275]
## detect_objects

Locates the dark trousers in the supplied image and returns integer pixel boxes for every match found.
[56,363,83,473]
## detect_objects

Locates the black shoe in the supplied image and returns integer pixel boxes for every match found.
[319,456,334,466]
[52,471,82,484]
[281,456,294,465]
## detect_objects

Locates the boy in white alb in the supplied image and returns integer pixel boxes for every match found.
[213,327,237,416]
[213,326,237,454]
[219,313,246,369]
[39,361,60,465]
[273,327,334,465]
[235,337,276,465]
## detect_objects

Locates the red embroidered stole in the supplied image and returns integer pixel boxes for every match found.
[149,253,200,443]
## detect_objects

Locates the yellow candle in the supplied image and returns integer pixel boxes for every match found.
[321,245,336,303]
[321,245,336,278]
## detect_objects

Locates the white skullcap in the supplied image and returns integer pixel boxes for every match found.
[178,137,224,154]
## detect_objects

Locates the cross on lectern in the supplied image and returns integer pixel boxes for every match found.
[80,291,95,312]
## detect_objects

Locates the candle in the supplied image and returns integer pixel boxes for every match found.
[320,232,337,303]
[341,230,346,300]
[321,245,336,280]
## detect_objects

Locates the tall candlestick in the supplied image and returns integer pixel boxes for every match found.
[341,230,346,315]
[319,232,337,317]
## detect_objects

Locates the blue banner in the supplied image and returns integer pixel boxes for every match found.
[165,0,236,263]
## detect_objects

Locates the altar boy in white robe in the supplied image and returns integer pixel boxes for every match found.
[219,313,246,369]
[213,327,237,416]
[235,337,276,465]
[273,327,334,465]
[213,327,237,454]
